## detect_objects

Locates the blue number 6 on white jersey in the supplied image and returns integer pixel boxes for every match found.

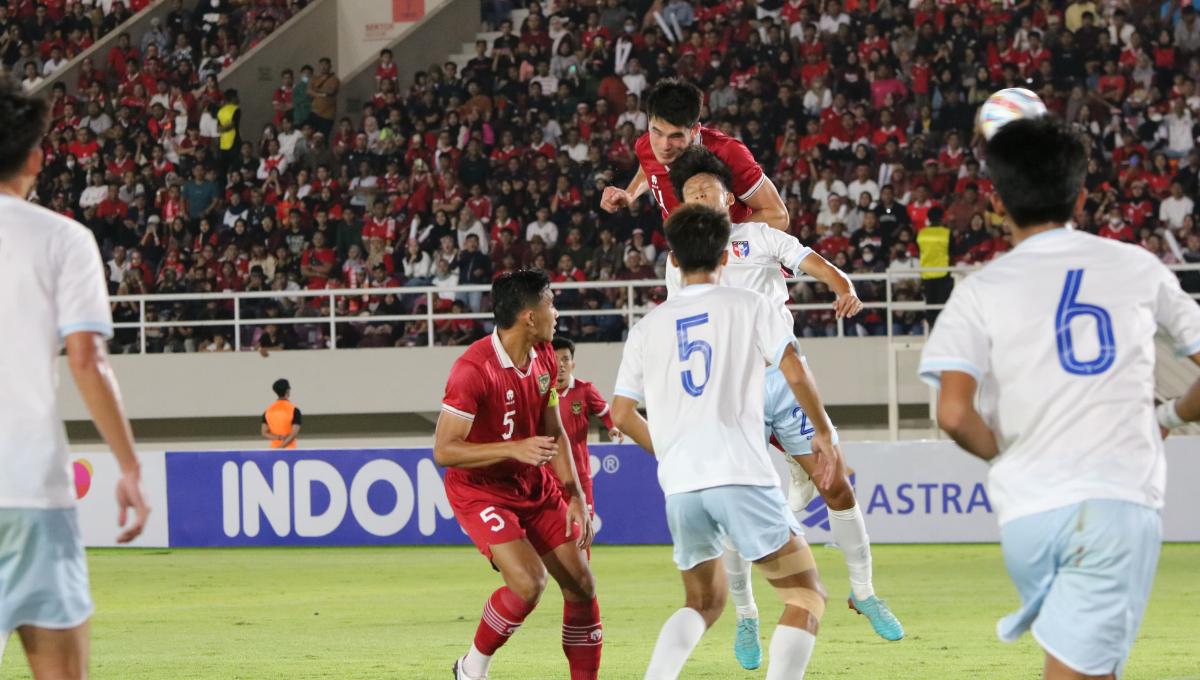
[1055,269,1116,376]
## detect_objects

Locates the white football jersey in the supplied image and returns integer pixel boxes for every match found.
[919,228,1200,525]
[0,195,112,508]
[615,284,798,496]
[666,221,813,325]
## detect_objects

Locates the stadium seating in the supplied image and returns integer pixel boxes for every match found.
[14,0,1200,350]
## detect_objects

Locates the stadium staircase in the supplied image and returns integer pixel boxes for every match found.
[445,8,530,73]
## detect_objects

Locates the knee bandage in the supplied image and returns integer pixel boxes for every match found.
[757,548,826,620]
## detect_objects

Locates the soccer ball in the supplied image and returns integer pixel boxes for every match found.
[976,88,1048,141]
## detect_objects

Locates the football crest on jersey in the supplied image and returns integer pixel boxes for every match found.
[537,372,551,395]
[731,241,750,258]
[571,400,583,415]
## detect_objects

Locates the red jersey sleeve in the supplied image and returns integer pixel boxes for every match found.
[442,359,486,422]
[708,130,766,202]
[584,382,614,429]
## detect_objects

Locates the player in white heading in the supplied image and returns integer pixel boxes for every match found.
[0,79,149,678]
[612,203,840,680]
[919,118,1200,680]
[664,146,904,663]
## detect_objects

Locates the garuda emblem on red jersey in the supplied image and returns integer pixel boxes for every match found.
[731,241,750,258]
[537,372,551,395]
[571,401,583,415]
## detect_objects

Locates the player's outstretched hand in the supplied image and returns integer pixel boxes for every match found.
[510,435,558,466]
[808,432,841,490]
[567,496,594,550]
[607,427,625,443]
[115,468,150,544]
[833,292,863,319]
[600,185,632,213]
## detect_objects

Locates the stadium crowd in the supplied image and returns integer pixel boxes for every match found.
[8,0,1200,350]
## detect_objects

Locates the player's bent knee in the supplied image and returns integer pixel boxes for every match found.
[684,590,726,626]
[757,547,826,621]
[507,569,549,605]
[821,477,857,510]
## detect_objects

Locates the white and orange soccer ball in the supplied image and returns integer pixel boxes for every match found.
[976,88,1048,140]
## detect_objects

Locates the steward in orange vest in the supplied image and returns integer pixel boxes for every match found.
[262,378,301,449]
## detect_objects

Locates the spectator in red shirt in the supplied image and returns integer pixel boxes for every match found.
[300,231,337,289]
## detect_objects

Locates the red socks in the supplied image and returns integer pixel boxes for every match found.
[562,597,602,680]
[473,586,535,655]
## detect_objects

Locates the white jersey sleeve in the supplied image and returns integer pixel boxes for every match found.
[614,320,646,403]
[917,281,988,385]
[55,223,113,339]
[753,291,800,366]
[759,224,814,273]
[1154,264,1200,356]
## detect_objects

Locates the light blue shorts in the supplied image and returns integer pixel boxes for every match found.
[665,485,803,570]
[763,366,838,456]
[999,499,1161,677]
[0,509,93,632]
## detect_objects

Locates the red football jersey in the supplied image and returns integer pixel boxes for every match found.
[555,376,614,505]
[441,332,560,490]
[634,126,765,224]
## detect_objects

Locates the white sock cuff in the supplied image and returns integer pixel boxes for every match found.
[828,504,862,521]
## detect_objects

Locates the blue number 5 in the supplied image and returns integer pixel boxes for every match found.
[1055,269,1116,375]
[676,314,713,397]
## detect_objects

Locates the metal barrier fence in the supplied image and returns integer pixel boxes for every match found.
[107,265,1200,353]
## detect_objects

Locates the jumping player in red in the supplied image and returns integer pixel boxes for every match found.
[551,336,623,518]
[435,270,601,680]
[600,79,790,231]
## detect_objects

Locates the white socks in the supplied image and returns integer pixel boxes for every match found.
[0,630,8,668]
[462,643,491,679]
[829,504,875,600]
[644,608,707,680]
[765,625,817,680]
[722,547,758,620]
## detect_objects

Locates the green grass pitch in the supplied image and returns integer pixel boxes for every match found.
[2,544,1197,679]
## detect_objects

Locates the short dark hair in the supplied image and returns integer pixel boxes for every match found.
[666,204,731,273]
[668,145,734,202]
[927,206,944,224]
[985,118,1085,229]
[272,378,290,397]
[0,77,49,180]
[552,336,575,356]
[492,269,551,329]
[644,78,702,128]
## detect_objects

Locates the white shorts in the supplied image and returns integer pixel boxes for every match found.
[0,509,93,631]
[664,485,802,571]
[999,499,1160,677]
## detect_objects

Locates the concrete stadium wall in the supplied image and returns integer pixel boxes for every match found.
[337,0,479,120]
[212,0,468,145]
[55,337,930,421]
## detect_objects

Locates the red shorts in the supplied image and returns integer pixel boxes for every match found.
[446,469,579,560]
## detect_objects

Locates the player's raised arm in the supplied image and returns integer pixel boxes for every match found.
[600,165,647,213]
[796,250,861,318]
[742,174,790,232]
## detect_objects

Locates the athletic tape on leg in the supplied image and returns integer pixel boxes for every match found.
[757,549,826,620]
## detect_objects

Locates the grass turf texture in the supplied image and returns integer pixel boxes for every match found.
[2,545,1197,679]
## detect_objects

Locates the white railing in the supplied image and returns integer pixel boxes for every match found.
[108,264,1200,353]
